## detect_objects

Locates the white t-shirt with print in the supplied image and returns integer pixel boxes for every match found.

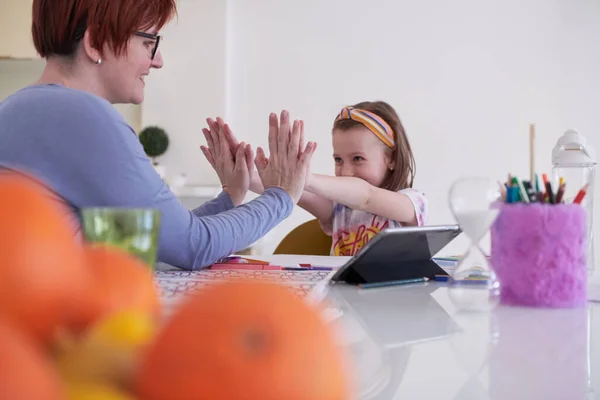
[327,188,429,256]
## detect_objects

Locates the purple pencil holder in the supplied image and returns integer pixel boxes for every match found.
[491,203,588,308]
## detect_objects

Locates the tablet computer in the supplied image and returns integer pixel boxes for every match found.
[330,224,462,284]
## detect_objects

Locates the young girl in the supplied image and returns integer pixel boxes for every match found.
[298,101,429,256]
[204,101,429,256]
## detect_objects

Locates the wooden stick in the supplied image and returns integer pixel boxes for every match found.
[529,123,535,185]
[498,180,507,202]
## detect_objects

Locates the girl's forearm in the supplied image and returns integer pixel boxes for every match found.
[306,174,418,225]
[306,174,371,210]
[251,172,333,226]
[297,191,334,227]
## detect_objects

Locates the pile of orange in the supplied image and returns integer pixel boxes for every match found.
[0,171,351,399]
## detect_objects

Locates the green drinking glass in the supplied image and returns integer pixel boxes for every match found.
[80,208,161,269]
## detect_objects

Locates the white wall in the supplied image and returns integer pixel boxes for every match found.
[141,0,227,182]
[145,0,600,260]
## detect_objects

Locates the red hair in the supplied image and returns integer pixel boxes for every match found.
[32,0,177,58]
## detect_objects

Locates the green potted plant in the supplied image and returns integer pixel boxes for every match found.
[138,125,169,165]
[139,125,169,178]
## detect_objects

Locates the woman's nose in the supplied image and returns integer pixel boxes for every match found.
[151,50,164,69]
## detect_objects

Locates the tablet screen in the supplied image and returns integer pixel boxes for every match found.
[331,225,462,283]
[354,225,462,264]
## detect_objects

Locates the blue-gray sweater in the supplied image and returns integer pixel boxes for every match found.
[0,84,292,269]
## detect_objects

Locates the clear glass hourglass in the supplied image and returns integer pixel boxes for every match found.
[448,312,495,400]
[448,177,502,312]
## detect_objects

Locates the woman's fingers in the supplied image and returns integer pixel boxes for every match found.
[216,118,230,159]
[234,141,246,172]
[200,145,216,168]
[268,113,278,155]
[206,117,218,132]
[277,110,290,154]
[254,146,268,172]
[288,119,300,161]
[202,127,215,152]
[298,120,305,159]
[222,122,240,157]
[206,118,219,145]
[245,144,254,171]
[207,118,221,153]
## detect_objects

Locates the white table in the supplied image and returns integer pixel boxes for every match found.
[158,255,600,399]
[171,185,221,210]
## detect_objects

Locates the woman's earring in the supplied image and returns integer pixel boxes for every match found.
[94,58,102,65]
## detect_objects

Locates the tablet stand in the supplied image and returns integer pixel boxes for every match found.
[330,225,462,285]
[335,259,448,284]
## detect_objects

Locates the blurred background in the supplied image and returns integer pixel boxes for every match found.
[1,0,599,258]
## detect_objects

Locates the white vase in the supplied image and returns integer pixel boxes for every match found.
[171,173,187,187]
[153,164,167,179]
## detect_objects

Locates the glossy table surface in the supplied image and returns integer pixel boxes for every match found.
[158,255,600,399]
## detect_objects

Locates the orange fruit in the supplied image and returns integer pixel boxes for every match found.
[0,318,65,399]
[73,245,160,331]
[135,281,350,400]
[0,172,90,343]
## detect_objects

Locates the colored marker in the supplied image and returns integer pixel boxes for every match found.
[517,179,530,203]
[358,277,429,289]
[573,183,589,204]
[536,174,546,203]
[511,177,523,202]
[555,178,566,204]
[433,256,461,262]
[283,267,333,271]
[523,180,537,202]
[542,174,554,204]
[216,256,270,265]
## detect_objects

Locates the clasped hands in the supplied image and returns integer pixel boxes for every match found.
[200,110,316,207]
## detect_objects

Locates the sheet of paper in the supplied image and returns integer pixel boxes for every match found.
[155,269,336,316]
[433,258,458,273]
[155,256,458,317]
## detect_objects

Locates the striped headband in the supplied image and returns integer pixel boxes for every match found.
[335,106,395,148]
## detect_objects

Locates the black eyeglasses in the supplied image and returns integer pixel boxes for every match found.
[134,31,161,60]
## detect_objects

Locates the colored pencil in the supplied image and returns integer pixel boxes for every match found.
[573,183,589,204]
[555,177,566,203]
[358,277,429,289]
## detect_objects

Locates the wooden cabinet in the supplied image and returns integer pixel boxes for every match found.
[0,0,39,59]
[0,0,139,130]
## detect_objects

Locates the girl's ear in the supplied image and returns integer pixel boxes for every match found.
[385,151,396,171]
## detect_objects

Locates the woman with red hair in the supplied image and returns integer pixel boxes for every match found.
[0,0,315,269]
